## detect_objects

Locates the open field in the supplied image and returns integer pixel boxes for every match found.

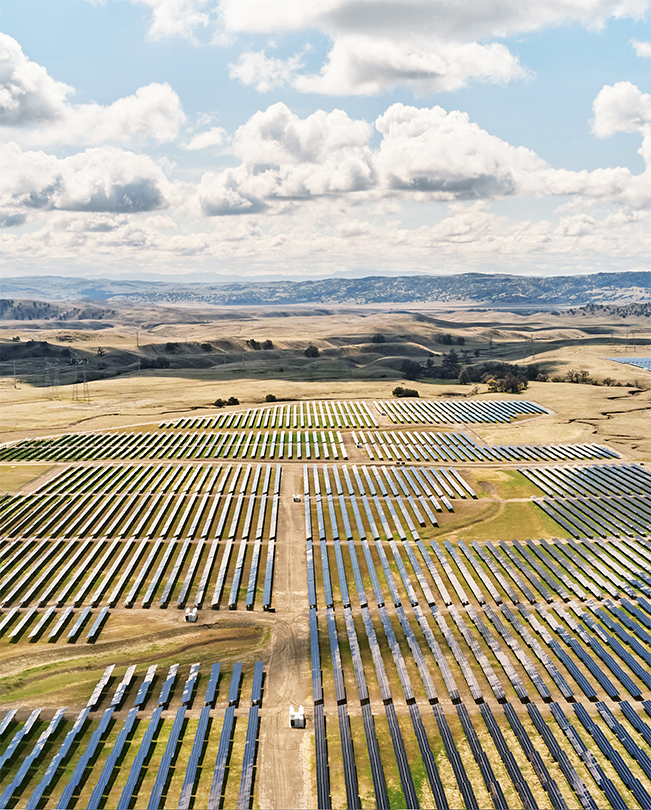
[1,303,650,810]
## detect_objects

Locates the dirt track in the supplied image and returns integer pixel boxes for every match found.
[257,464,315,810]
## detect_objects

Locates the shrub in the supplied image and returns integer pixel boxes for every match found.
[566,369,591,384]
[304,345,319,358]
[214,398,226,407]
[200,342,212,352]
[227,396,239,406]
[371,334,386,343]
[265,393,277,402]
[393,386,419,398]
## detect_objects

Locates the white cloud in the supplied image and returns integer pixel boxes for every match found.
[129,0,651,95]
[217,0,650,94]
[0,32,72,124]
[196,102,375,214]
[0,34,185,144]
[134,0,211,40]
[374,103,544,198]
[0,143,175,214]
[192,99,651,216]
[592,80,651,137]
[295,36,527,95]
[182,126,227,150]
[217,0,650,40]
[229,50,306,92]
[631,38,651,56]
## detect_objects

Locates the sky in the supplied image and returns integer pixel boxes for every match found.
[0,0,649,281]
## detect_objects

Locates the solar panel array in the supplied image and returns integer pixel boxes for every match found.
[0,464,281,643]
[356,428,617,463]
[4,395,651,810]
[609,356,651,371]
[0,429,347,462]
[521,463,651,537]
[302,453,651,808]
[161,400,379,430]
[0,660,264,810]
[375,397,547,423]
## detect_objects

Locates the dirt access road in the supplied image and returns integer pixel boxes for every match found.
[257,464,315,810]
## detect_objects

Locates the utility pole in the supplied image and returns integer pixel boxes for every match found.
[13,360,16,389]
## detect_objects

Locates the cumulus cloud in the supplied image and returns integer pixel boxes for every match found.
[216,0,650,94]
[631,38,651,56]
[592,80,651,137]
[229,50,307,92]
[217,0,650,40]
[0,34,185,144]
[135,0,212,40]
[232,37,526,96]
[196,102,374,214]
[182,126,227,150]
[0,143,175,214]
[193,99,651,217]
[0,32,72,124]
[374,104,544,198]
[129,0,651,94]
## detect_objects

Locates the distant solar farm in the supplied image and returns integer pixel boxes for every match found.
[609,357,651,371]
[2,397,651,809]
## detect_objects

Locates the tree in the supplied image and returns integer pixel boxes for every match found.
[265,393,277,402]
[400,359,421,380]
[371,334,386,343]
[227,396,239,405]
[96,347,105,356]
[262,339,274,350]
[458,368,471,385]
[304,345,320,358]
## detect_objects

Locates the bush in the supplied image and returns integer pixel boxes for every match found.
[247,339,274,350]
[304,345,319,358]
[200,342,213,352]
[566,369,591,384]
[393,386,419,398]
[156,356,170,368]
[227,396,239,406]
[214,398,226,407]
[371,334,386,343]
[265,393,277,402]
[164,342,178,353]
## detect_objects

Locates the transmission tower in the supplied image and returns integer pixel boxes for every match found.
[71,358,90,403]
[45,360,60,400]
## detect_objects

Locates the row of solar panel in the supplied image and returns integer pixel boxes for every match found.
[357,428,616,463]
[160,400,380,431]
[375,397,547,424]
[0,424,346,462]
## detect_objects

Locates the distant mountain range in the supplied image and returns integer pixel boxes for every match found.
[2,271,650,308]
